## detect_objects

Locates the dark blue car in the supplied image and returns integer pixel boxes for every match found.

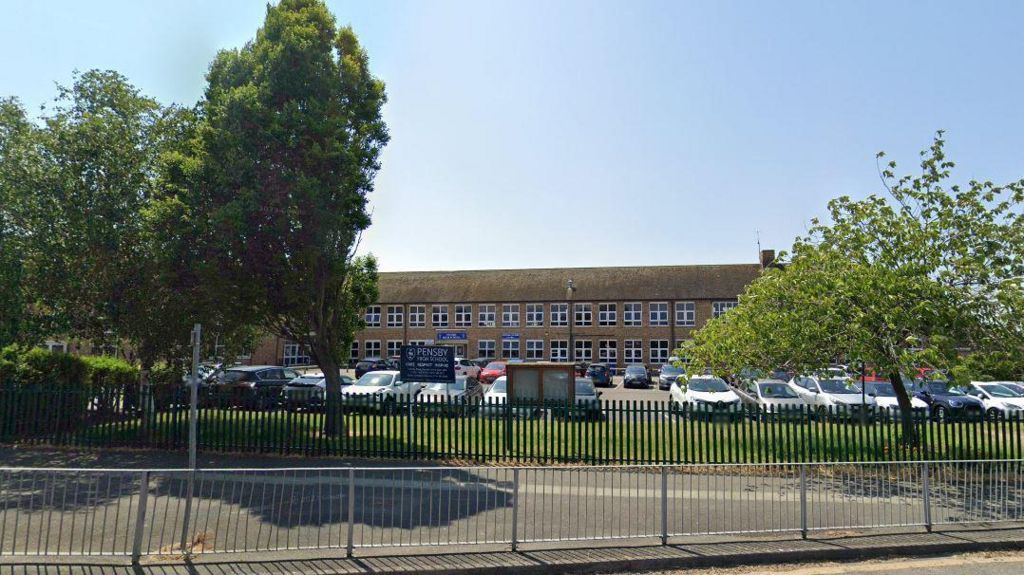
[913,381,984,422]
[585,363,614,387]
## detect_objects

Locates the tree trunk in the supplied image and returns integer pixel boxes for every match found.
[889,371,919,447]
[316,342,345,437]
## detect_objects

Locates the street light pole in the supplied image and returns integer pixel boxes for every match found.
[566,279,576,366]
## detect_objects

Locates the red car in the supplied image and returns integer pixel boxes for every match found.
[480,361,508,384]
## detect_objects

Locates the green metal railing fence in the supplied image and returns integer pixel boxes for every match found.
[1,385,1021,464]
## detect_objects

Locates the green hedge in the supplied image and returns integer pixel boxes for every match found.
[0,345,138,389]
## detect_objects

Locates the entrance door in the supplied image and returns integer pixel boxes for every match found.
[455,344,467,357]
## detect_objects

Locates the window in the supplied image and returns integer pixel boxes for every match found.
[599,340,617,363]
[407,339,431,346]
[526,339,544,360]
[364,340,381,357]
[478,304,496,327]
[387,340,403,357]
[650,340,670,364]
[502,304,520,327]
[624,339,643,363]
[431,305,449,327]
[675,302,695,326]
[598,303,617,326]
[365,305,381,327]
[574,303,592,326]
[550,303,568,326]
[454,304,472,327]
[502,339,520,359]
[408,305,426,327]
[550,340,569,362]
[573,339,593,361]
[623,302,642,327]
[386,305,404,327]
[712,301,738,318]
[350,341,359,360]
[478,339,496,357]
[649,302,669,326]
[526,304,544,327]
[44,341,68,353]
[282,341,310,366]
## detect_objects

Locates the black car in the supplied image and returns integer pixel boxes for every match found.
[212,365,300,409]
[585,363,613,387]
[355,357,396,377]
[658,364,685,390]
[912,381,984,422]
[623,364,651,389]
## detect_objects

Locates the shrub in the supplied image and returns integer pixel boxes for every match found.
[2,345,91,388]
[81,355,139,390]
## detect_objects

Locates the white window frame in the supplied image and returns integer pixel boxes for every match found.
[387,340,403,357]
[431,305,449,327]
[478,339,496,357]
[386,305,404,328]
[549,303,568,326]
[478,304,496,327]
[526,303,544,327]
[574,302,592,327]
[675,301,695,326]
[454,304,472,327]
[649,302,669,326]
[712,301,738,318]
[283,340,311,366]
[525,339,544,360]
[408,305,426,327]
[650,339,670,364]
[598,303,617,326]
[502,303,520,327]
[365,305,381,328]
[502,339,520,359]
[623,339,643,363]
[573,339,593,361]
[364,340,381,358]
[407,339,430,346]
[598,339,617,363]
[550,339,569,362]
[623,302,642,327]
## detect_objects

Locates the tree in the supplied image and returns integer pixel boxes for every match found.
[196,0,388,434]
[686,133,1024,444]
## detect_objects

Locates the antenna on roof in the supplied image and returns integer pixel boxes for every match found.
[756,230,762,261]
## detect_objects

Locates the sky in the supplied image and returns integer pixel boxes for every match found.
[3,1,1023,271]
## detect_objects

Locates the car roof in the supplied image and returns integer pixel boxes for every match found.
[754,378,787,384]
[226,365,280,372]
[363,370,400,376]
[359,357,383,362]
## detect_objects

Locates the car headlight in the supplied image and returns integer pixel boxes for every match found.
[949,400,961,407]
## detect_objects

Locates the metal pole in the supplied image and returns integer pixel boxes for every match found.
[860,362,866,426]
[346,468,356,557]
[660,466,668,545]
[799,465,808,539]
[131,471,150,563]
[180,324,201,556]
[511,468,520,552]
[922,461,932,532]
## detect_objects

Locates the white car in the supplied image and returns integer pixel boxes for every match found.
[790,375,875,419]
[480,376,539,418]
[748,379,806,412]
[670,375,743,418]
[968,382,1024,420]
[454,358,482,380]
[862,381,928,420]
[340,371,419,408]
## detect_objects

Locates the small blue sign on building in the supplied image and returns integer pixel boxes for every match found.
[501,333,520,340]
[436,331,467,341]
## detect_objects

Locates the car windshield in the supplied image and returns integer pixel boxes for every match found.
[355,373,393,387]
[490,378,507,393]
[758,383,798,398]
[626,367,646,375]
[220,371,247,383]
[926,382,963,395]
[588,365,608,373]
[1004,384,1024,395]
[661,366,684,376]
[575,380,596,396]
[979,384,1021,398]
[820,379,860,394]
[689,378,729,392]
[867,383,896,397]
[425,380,467,391]
[484,362,505,370]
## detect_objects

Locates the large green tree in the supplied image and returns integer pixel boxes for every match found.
[196,0,388,433]
[686,133,1024,443]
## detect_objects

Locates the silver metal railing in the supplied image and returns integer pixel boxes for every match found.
[0,461,1021,560]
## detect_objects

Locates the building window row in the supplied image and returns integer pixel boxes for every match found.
[356,338,682,365]
[364,301,734,328]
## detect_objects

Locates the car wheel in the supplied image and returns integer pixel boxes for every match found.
[815,405,828,419]
[933,405,948,423]
[986,407,1003,422]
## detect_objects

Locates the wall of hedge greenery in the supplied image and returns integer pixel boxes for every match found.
[0,345,139,389]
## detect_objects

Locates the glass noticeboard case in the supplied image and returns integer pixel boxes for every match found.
[506,363,574,404]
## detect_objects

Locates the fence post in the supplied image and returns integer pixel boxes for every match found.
[346,468,356,557]
[178,469,195,558]
[511,468,520,552]
[660,465,668,545]
[131,470,149,563]
[922,461,932,532]
[799,465,808,539]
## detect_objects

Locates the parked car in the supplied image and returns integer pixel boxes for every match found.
[967,382,1024,420]
[749,379,805,414]
[911,381,983,422]
[280,371,354,411]
[658,363,685,391]
[553,378,603,420]
[622,364,651,389]
[470,357,494,369]
[355,357,396,377]
[340,370,419,410]
[480,376,540,419]
[480,361,508,384]
[454,358,482,380]
[585,363,613,387]
[670,375,743,419]
[789,375,875,420]
[416,376,484,415]
[863,381,928,421]
[213,365,300,409]
[573,362,590,377]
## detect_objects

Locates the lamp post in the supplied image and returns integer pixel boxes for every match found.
[566,279,576,366]
[859,359,867,425]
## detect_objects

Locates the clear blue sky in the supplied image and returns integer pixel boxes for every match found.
[4,1,1023,271]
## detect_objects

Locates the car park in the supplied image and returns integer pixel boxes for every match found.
[355,357,397,377]
[622,364,651,389]
[340,370,419,410]
[479,361,508,384]
[670,375,743,419]
[585,363,613,387]
[911,381,983,422]
[863,381,928,420]
[748,378,805,413]
[967,382,1024,420]
[454,358,482,380]
[213,365,300,409]
[658,363,685,391]
[280,371,354,411]
[789,375,875,420]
